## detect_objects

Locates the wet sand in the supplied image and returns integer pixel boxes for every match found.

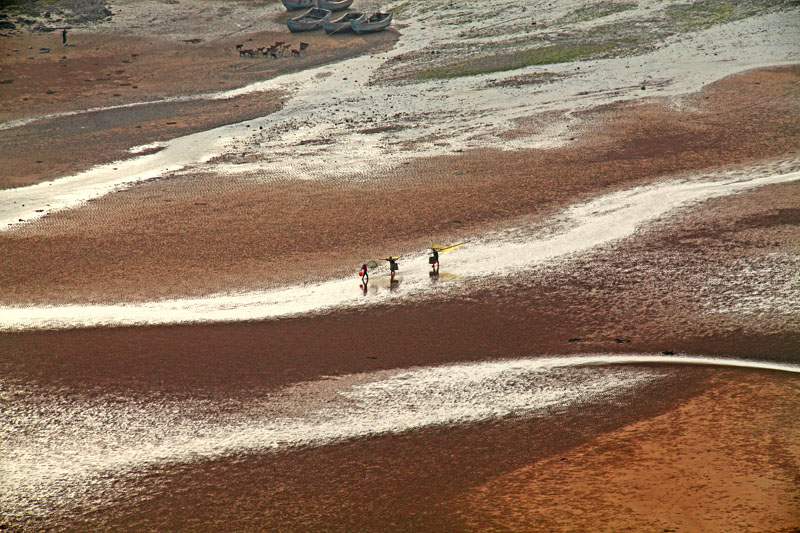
[1,15,397,123]
[26,369,711,531]
[0,23,397,187]
[3,173,798,393]
[4,161,798,530]
[460,372,800,532]
[4,160,797,529]
[0,90,286,188]
[2,66,799,305]
[2,2,799,530]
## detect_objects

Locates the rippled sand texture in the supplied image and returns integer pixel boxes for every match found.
[461,371,800,532]
[2,164,799,329]
[1,357,676,521]
[2,66,799,304]
[4,357,797,529]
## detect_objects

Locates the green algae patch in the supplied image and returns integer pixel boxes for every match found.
[665,0,798,32]
[559,1,638,24]
[413,42,618,80]
[665,2,737,30]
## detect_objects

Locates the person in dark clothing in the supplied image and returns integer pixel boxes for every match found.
[429,247,439,272]
[359,262,369,285]
[384,256,399,281]
[62,28,68,45]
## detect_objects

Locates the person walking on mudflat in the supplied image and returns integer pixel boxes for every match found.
[62,28,68,45]
[429,247,439,273]
[359,262,369,285]
[429,241,465,272]
[384,256,399,281]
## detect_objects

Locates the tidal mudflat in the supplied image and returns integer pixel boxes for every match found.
[1,0,799,530]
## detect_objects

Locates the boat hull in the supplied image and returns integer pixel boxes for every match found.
[287,8,332,32]
[282,0,314,10]
[351,13,392,34]
[322,13,366,34]
[318,0,354,11]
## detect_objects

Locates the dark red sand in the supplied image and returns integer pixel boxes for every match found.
[2,66,799,305]
[1,23,798,530]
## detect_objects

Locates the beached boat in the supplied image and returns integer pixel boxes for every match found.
[318,0,354,11]
[351,12,392,34]
[282,0,314,10]
[322,12,366,34]
[287,7,332,32]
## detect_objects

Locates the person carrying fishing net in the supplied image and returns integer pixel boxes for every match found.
[429,241,464,273]
[384,256,399,281]
[429,247,439,272]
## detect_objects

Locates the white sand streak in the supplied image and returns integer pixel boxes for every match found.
[2,7,799,228]
[1,167,798,331]
[2,354,797,520]
[0,123,237,229]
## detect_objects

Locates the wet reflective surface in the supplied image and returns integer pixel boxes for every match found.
[3,354,797,527]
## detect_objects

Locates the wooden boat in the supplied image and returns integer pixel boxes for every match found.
[322,12,366,34]
[318,0,354,11]
[281,0,314,10]
[351,12,392,34]
[287,7,332,32]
